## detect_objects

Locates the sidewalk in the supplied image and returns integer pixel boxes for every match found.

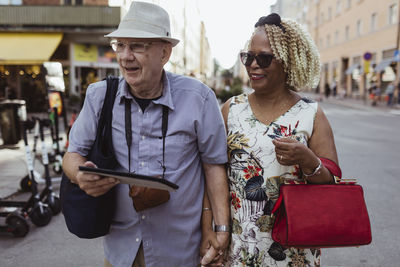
[301,92,400,115]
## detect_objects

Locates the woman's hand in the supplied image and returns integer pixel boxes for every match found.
[272,137,313,167]
[200,231,229,267]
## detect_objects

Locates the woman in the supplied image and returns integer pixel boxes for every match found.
[201,13,340,267]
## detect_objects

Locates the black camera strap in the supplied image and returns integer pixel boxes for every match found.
[124,98,169,178]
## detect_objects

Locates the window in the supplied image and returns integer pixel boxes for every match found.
[371,12,377,31]
[346,0,351,9]
[345,25,350,40]
[328,7,332,20]
[389,4,398,25]
[321,13,324,24]
[335,30,339,44]
[327,34,331,47]
[0,0,22,4]
[336,0,341,14]
[319,38,324,48]
[357,19,362,36]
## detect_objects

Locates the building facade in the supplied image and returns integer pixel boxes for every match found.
[306,0,399,98]
[271,0,309,26]
[0,0,120,111]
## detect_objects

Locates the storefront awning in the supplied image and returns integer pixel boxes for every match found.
[0,33,63,65]
[374,58,394,73]
[345,63,360,75]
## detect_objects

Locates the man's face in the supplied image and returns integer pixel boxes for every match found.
[114,38,171,92]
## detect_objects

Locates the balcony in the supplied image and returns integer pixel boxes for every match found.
[0,5,120,27]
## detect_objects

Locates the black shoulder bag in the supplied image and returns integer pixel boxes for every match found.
[60,76,119,239]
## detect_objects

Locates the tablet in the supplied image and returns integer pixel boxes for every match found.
[78,166,179,192]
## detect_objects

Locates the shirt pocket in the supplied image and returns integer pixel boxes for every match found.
[164,133,194,170]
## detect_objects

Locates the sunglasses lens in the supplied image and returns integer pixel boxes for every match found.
[240,52,274,68]
[256,54,273,68]
[240,52,254,66]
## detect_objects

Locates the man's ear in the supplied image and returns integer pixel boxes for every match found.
[161,43,172,65]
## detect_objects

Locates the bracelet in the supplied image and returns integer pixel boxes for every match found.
[202,207,212,212]
[303,158,322,177]
[214,225,230,232]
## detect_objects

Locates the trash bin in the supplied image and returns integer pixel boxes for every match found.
[0,100,27,145]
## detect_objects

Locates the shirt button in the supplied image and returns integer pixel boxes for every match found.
[141,135,145,140]
[141,215,146,220]
[140,162,144,166]
[138,109,142,113]
[136,238,140,242]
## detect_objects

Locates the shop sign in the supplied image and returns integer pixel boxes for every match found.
[74,44,98,62]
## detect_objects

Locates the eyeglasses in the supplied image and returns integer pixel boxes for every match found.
[110,40,154,53]
[239,52,275,68]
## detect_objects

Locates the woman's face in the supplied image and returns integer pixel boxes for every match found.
[246,29,286,93]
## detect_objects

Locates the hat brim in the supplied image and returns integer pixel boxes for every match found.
[105,29,180,47]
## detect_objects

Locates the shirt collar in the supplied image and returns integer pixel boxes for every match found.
[117,70,175,111]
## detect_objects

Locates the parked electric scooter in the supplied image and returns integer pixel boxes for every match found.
[19,118,44,192]
[0,210,29,237]
[0,119,52,232]
[49,107,63,174]
[38,118,61,215]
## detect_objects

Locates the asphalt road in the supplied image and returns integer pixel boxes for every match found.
[0,98,399,267]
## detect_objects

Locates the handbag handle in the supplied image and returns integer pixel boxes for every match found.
[271,193,283,215]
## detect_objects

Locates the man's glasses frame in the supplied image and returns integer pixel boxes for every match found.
[239,52,275,68]
[110,40,156,53]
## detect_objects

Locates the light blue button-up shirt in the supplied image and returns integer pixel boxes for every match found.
[68,71,228,267]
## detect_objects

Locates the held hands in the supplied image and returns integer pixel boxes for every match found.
[200,231,229,267]
[76,161,119,197]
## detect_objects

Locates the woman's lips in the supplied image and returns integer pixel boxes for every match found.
[250,74,265,80]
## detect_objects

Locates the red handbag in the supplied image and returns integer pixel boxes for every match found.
[271,183,372,248]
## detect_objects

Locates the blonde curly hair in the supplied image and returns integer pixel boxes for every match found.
[252,18,321,91]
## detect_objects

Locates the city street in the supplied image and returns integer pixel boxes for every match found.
[0,96,399,267]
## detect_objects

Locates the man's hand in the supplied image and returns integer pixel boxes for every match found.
[201,232,229,267]
[76,161,119,197]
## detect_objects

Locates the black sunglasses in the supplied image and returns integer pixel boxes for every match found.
[240,52,275,68]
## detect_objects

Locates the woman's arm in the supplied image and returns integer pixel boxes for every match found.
[273,106,339,184]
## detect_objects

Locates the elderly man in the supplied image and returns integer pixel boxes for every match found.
[62,2,229,267]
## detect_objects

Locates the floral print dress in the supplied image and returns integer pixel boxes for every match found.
[226,94,321,267]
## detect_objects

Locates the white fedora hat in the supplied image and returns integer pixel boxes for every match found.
[105,1,180,47]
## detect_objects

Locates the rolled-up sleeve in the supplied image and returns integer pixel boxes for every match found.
[196,90,228,164]
[67,83,103,157]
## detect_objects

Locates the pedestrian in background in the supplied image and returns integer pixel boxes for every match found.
[324,82,331,98]
[385,81,395,107]
[62,2,230,267]
[202,13,340,267]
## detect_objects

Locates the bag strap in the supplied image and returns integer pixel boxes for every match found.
[271,193,283,215]
[124,100,169,178]
[95,76,119,141]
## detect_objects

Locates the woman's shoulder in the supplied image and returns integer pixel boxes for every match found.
[229,93,249,107]
[298,96,318,111]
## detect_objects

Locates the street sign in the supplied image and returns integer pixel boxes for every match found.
[363,52,372,61]
[394,50,400,62]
